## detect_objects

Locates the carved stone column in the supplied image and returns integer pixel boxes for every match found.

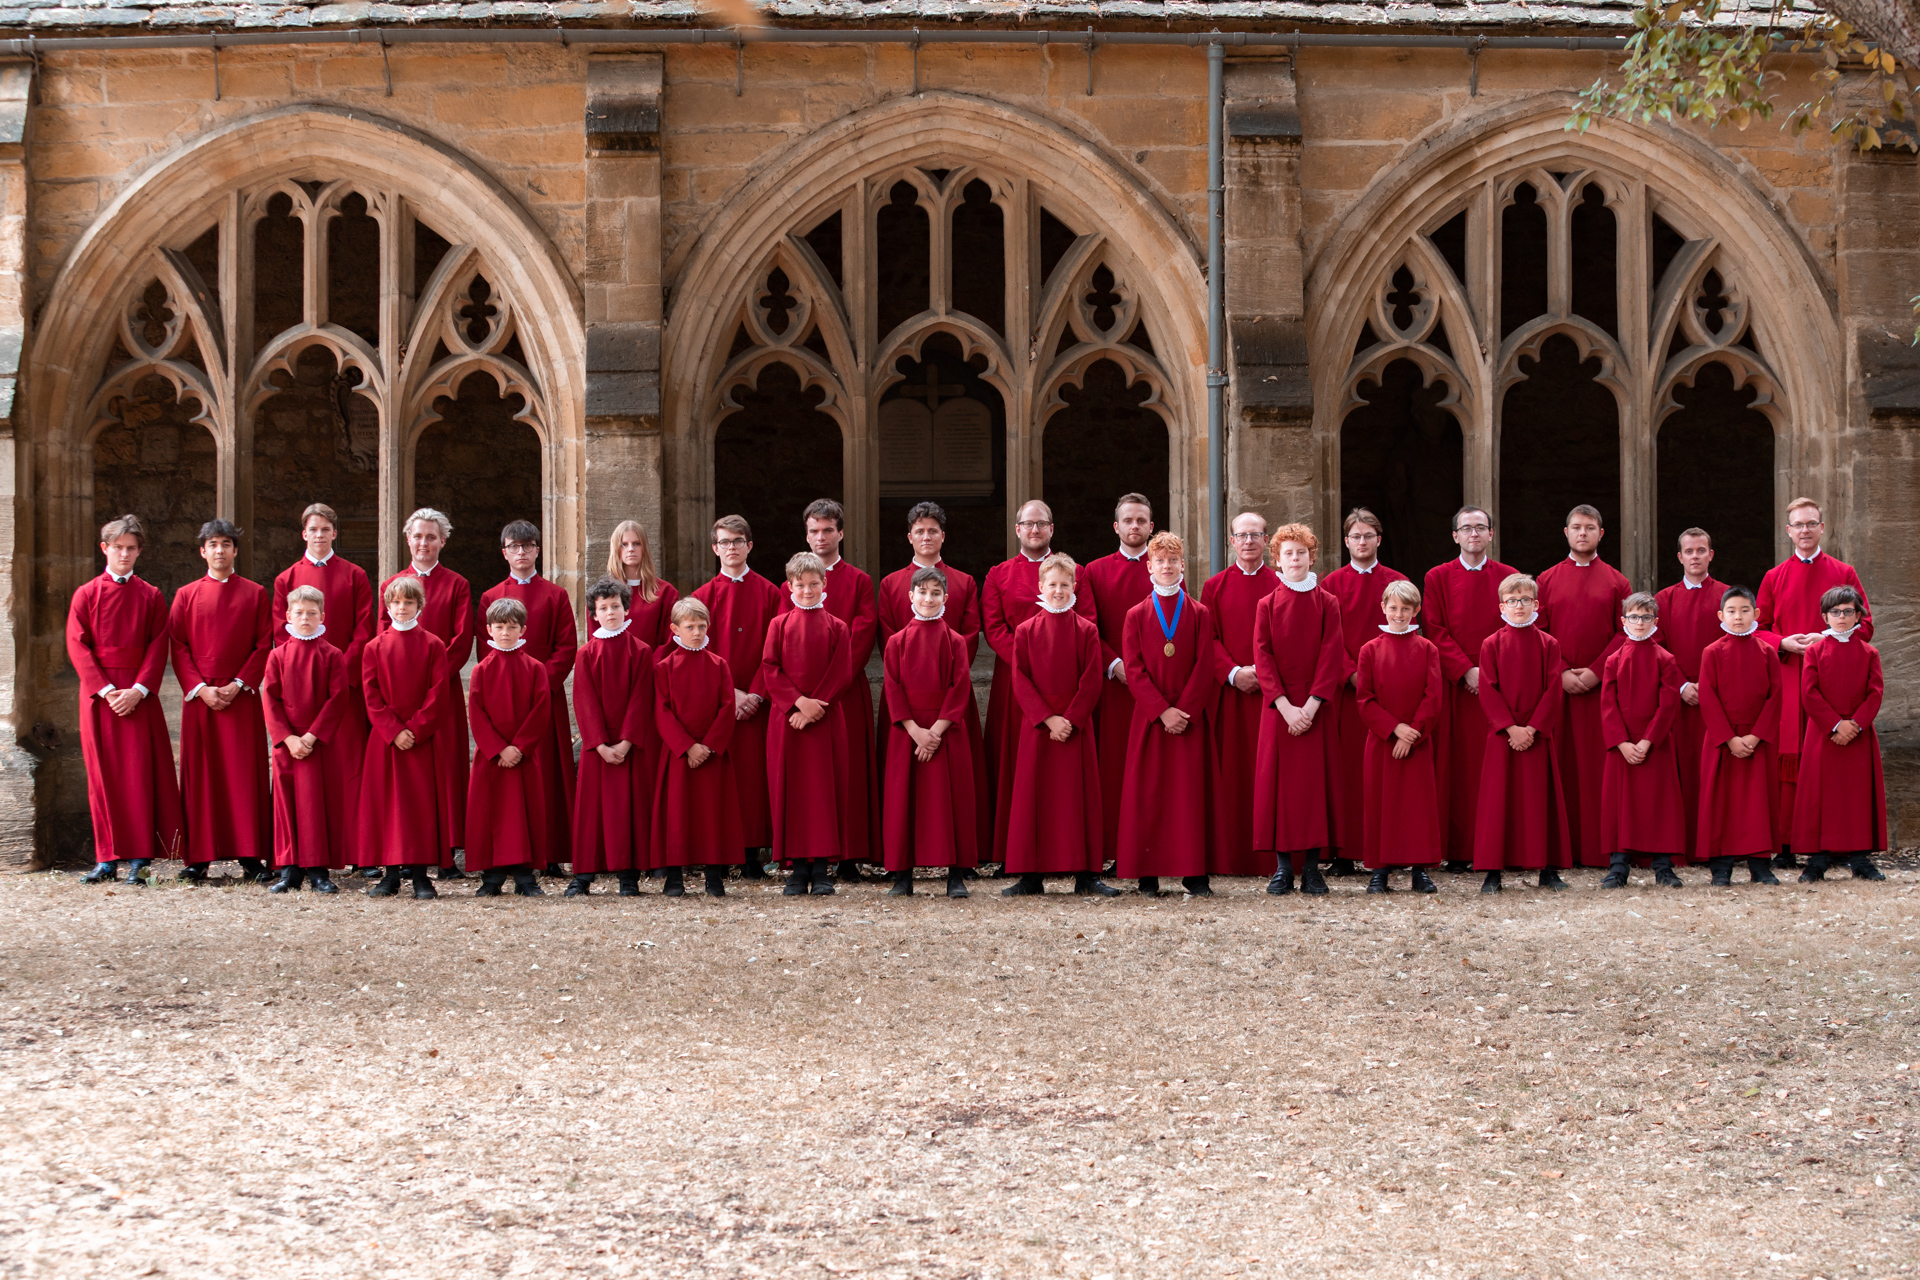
[0,60,35,866]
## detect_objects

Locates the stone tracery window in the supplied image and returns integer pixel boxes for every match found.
[85,178,551,591]
[1339,166,1781,587]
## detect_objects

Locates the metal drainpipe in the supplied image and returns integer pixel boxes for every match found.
[1206,38,1226,577]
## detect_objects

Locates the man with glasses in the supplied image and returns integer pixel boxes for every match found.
[1421,506,1518,870]
[692,514,785,877]
[1756,497,1874,867]
[1322,507,1408,877]
[1200,511,1279,875]
[1082,493,1158,863]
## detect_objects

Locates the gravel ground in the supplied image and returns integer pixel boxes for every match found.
[3,859,1917,1280]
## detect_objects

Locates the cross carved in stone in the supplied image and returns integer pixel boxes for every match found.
[898,364,965,412]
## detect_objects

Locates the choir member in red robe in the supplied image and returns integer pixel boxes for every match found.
[605,518,681,649]
[1654,528,1724,861]
[1083,493,1155,862]
[1353,580,1444,892]
[763,552,852,895]
[692,514,783,873]
[71,515,184,884]
[261,585,349,891]
[271,502,372,860]
[982,501,1096,844]
[466,597,554,896]
[877,502,988,864]
[1792,586,1888,882]
[653,597,746,871]
[1695,587,1785,885]
[777,499,880,881]
[1422,507,1518,870]
[480,519,577,870]
[881,566,979,897]
[1252,524,1345,895]
[998,554,1118,897]
[1598,593,1687,888]
[1757,497,1873,865]
[1201,511,1279,876]
[1472,574,1573,891]
[569,580,662,897]
[1536,505,1629,868]
[357,577,453,898]
[1115,532,1216,895]
[170,519,272,881]
[1323,508,1408,878]
[380,508,473,874]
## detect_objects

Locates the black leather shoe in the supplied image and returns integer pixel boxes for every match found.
[308,874,339,894]
[705,868,727,897]
[888,871,914,897]
[1443,860,1471,874]
[1538,868,1569,891]
[1000,874,1044,897]
[1327,857,1358,877]
[1708,859,1733,887]
[1367,870,1391,894]
[617,874,642,896]
[123,860,151,886]
[809,861,837,895]
[512,873,546,896]
[564,876,593,897]
[1138,876,1161,898]
[1266,871,1293,896]
[1600,860,1629,889]
[367,873,401,898]
[1773,850,1798,869]
[836,861,867,884]
[961,866,979,880]
[1747,859,1781,886]
[1798,855,1829,883]
[1411,868,1439,894]
[411,876,438,900]
[177,864,208,884]
[741,858,769,881]
[1480,871,1503,894]
[475,879,504,897]
[1850,855,1886,881]
[1299,865,1329,896]
[946,870,970,899]
[236,859,270,883]
[783,863,810,896]
[80,862,117,884]
[1074,874,1122,897]
[267,867,303,894]
[1653,865,1684,888]
[1182,876,1213,897]
[663,869,686,897]
[434,864,470,880]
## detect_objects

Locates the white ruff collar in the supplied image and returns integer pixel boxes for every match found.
[1153,582,1184,597]
[1039,595,1078,614]
[912,606,947,623]
[1379,624,1421,634]
[1624,626,1660,642]
[789,592,826,611]
[1502,612,1539,629]
[1821,627,1855,643]
[386,615,419,632]
[488,638,526,652]
[1280,573,1318,593]
[593,620,631,640]
[285,624,327,642]
[1721,622,1758,637]
[672,635,710,652]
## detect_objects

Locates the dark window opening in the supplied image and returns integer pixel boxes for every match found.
[1657,362,1774,592]
[950,179,1006,336]
[1500,183,1549,341]
[714,362,843,583]
[803,211,844,291]
[1042,359,1168,569]
[876,181,931,339]
[1570,183,1619,339]
[327,191,381,347]
[1499,334,1621,573]
[252,191,304,352]
[1340,359,1465,576]
[415,372,544,596]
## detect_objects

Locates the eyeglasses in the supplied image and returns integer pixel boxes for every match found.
[1346,531,1380,542]
[1826,607,1860,618]
[1788,520,1823,531]
[714,538,750,549]
[504,541,538,552]
[1230,531,1267,542]
[1502,597,1537,606]
[1015,520,1053,530]
[1457,524,1492,535]
[1623,614,1656,624]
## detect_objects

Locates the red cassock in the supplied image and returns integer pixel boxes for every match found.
[1537,557,1630,867]
[380,565,473,852]
[271,554,372,835]
[1654,577,1725,859]
[1757,552,1872,849]
[761,606,851,863]
[169,574,272,865]
[356,626,453,867]
[881,617,980,870]
[998,607,1104,874]
[1354,628,1445,868]
[1251,580,1346,859]
[1200,565,1279,874]
[780,559,879,863]
[1598,638,1687,860]
[878,560,988,858]
[692,569,783,848]
[1323,562,1410,861]
[625,579,681,650]
[464,644,553,871]
[479,575,577,863]
[1472,623,1572,872]
[570,627,656,874]
[1695,628,1784,860]
[1113,591,1215,879]
[66,573,184,862]
[1422,557,1517,858]
[1793,634,1888,855]
[981,555,1096,827]
[1082,551,1152,859]
[261,636,352,869]
[652,640,745,865]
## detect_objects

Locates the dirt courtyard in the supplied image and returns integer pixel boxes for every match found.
[2,862,1915,1280]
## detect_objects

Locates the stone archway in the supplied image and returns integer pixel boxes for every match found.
[662,91,1207,583]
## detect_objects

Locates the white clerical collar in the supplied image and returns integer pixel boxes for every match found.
[1567,553,1598,566]
[1682,577,1707,589]
[818,555,842,572]
[1379,624,1421,634]
[1119,546,1147,561]
[1721,621,1758,637]
[1502,611,1539,629]
[1280,572,1318,593]
[626,578,643,587]
[1796,548,1824,564]
[1822,627,1856,643]
[1021,550,1048,563]
[304,551,334,567]
[1234,561,1266,576]
[790,592,826,611]
[1039,595,1078,614]
[488,638,526,652]
[205,571,233,582]
[720,567,748,583]
[1458,555,1487,571]
[412,562,436,577]
[387,616,419,631]
[1625,626,1659,642]
[510,573,536,586]
[1350,561,1377,574]
[593,620,631,640]
[286,624,327,641]
[912,558,943,571]
[912,606,947,623]
[107,572,132,584]
[672,634,709,652]
[1152,581,1184,597]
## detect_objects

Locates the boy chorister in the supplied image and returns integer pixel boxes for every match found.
[358,576,453,899]
[1114,532,1216,897]
[763,551,853,897]
[1598,592,1688,888]
[880,566,979,898]
[1472,574,1573,893]
[71,514,184,885]
[653,597,745,885]
[1694,586,1784,886]
[1792,585,1888,882]
[998,554,1119,898]
[261,585,350,892]
[466,597,554,897]
[1353,579,1444,893]
[569,579,657,898]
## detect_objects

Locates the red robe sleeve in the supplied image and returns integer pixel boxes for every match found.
[1417,640,1444,734]
[542,586,578,690]
[1846,567,1875,643]
[882,635,910,727]
[1421,567,1474,683]
[954,574,983,664]
[846,571,878,672]
[238,587,272,689]
[364,641,405,744]
[1477,633,1521,732]
[1697,644,1736,749]
[1858,647,1886,727]
[761,616,801,716]
[509,664,551,756]
[65,585,108,695]
[654,657,702,759]
[1121,606,1168,722]
[1752,647,1784,747]
[1527,635,1567,735]
[344,568,376,686]
[937,632,973,724]
[1309,593,1346,703]
[469,660,512,761]
[1066,620,1104,728]
[1353,643,1396,740]
[982,568,1017,665]
[619,643,656,748]
[261,650,293,744]
[136,590,170,692]
[404,640,448,740]
[574,649,612,751]
[1645,649,1682,744]
[167,590,209,695]
[446,573,476,673]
